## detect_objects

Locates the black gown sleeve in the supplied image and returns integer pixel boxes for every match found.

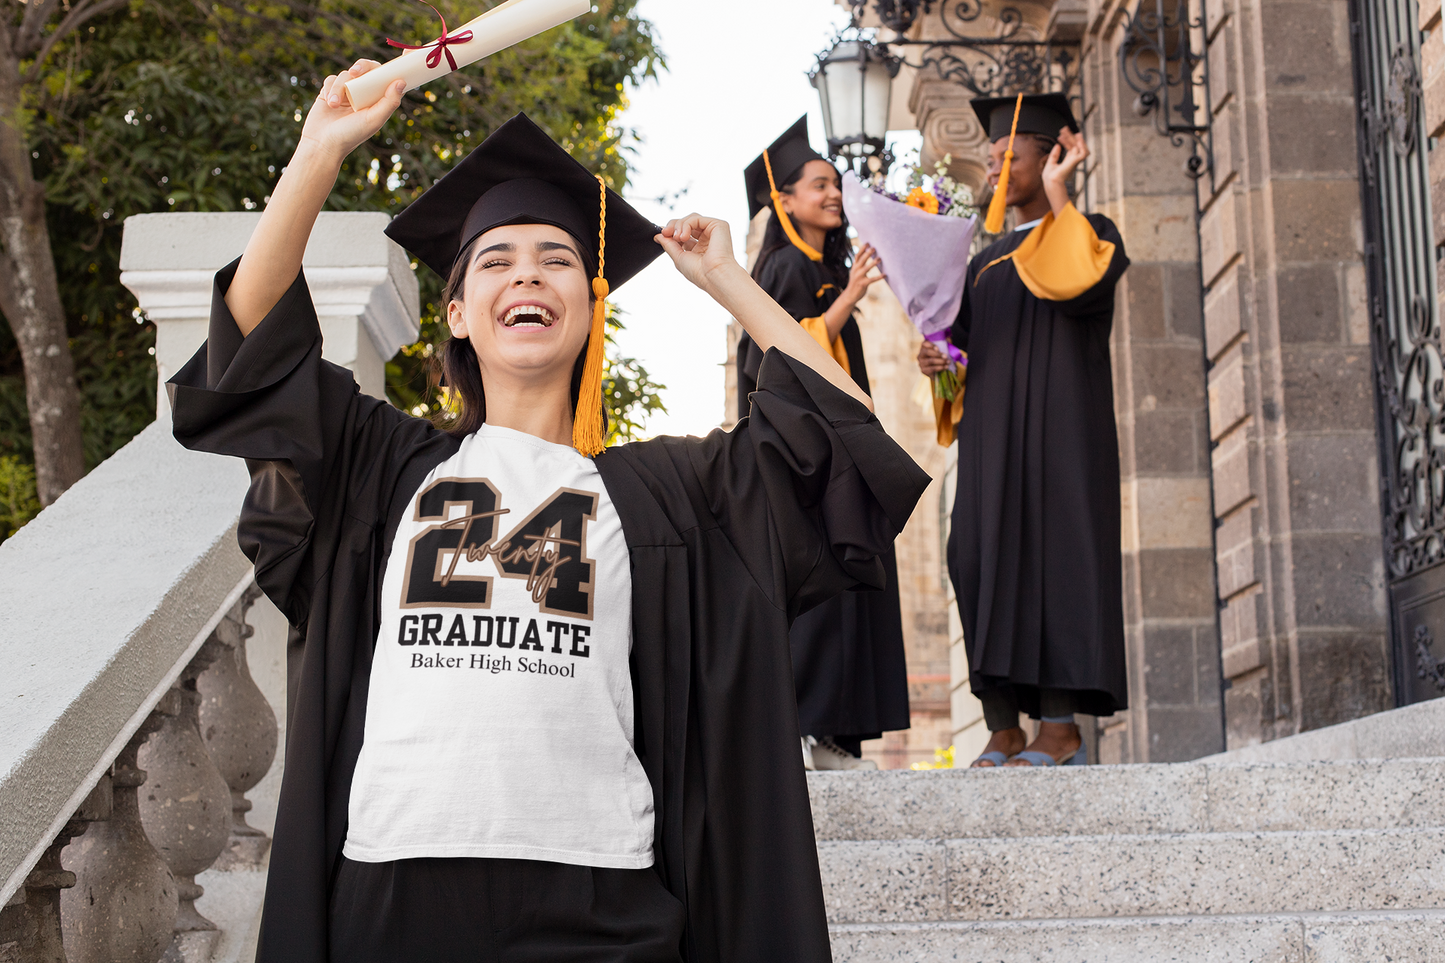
[167,259,436,625]
[634,350,929,621]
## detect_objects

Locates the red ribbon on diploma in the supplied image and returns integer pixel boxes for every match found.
[386,1,475,71]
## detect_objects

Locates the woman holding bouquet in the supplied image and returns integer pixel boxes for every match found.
[168,60,928,962]
[918,93,1130,768]
[739,118,911,772]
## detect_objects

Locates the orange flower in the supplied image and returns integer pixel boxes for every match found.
[906,187,939,214]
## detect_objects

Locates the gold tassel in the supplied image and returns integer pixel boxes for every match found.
[984,93,1024,235]
[573,176,609,457]
[764,148,824,262]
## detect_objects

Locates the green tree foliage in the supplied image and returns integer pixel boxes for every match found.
[0,0,666,528]
[0,455,40,542]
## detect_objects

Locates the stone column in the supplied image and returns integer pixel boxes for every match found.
[1079,1,1224,763]
[118,211,421,411]
[61,716,178,963]
[1194,0,1385,746]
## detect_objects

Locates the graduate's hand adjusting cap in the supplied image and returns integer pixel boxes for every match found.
[970,93,1078,142]
[384,112,662,287]
[384,112,662,457]
[743,115,826,221]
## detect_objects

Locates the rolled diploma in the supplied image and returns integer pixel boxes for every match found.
[343,0,592,110]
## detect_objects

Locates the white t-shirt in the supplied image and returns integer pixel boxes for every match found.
[343,424,653,869]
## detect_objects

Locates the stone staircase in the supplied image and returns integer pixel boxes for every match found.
[809,753,1445,961]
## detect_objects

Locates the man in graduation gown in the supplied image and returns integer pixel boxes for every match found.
[170,105,931,961]
[919,93,1130,767]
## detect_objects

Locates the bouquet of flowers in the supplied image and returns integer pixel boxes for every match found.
[842,157,979,444]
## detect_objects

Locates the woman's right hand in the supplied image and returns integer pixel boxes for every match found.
[301,61,407,164]
[918,340,949,376]
[842,243,887,304]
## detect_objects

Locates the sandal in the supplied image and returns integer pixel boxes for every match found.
[970,750,1011,768]
[1007,745,1087,767]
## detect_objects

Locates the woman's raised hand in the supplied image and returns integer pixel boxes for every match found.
[303,61,407,163]
[1042,125,1089,214]
[843,243,887,303]
[656,214,739,293]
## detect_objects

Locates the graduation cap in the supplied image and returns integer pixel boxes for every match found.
[742,116,829,262]
[969,93,1079,234]
[385,112,662,457]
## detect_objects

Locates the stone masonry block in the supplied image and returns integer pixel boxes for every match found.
[1279,345,1375,433]
[1267,95,1359,178]
[1259,2,1354,94]
[1424,0,1443,32]
[1143,623,1203,705]
[1134,343,1208,411]
[1286,532,1387,629]
[1425,65,1445,142]
[1208,347,1248,438]
[1133,408,1208,475]
[1199,192,1240,288]
[1121,194,1198,263]
[1206,21,1235,116]
[1211,426,1252,515]
[1166,262,1203,341]
[1345,260,1370,346]
[1216,507,1259,599]
[1146,704,1225,761]
[1286,433,1380,535]
[1431,147,1445,244]
[1426,26,1445,137]
[1204,265,1244,361]
[1276,264,1345,344]
[1135,477,1214,550]
[1123,263,1167,340]
[1272,179,1363,264]
[1139,547,1217,619]
[1119,124,1202,197]
[1296,632,1392,732]
[1221,591,1266,678]
[1224,669,1269,749]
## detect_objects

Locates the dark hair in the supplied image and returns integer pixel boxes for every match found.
[433,233,605,440]
[750,161,852,288]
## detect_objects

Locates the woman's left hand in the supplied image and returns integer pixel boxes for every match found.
[657,214,739,293]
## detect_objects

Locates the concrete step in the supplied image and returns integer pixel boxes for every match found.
[808,758,1445,841]
[817,826,1445,923]
[829,909,1445,963]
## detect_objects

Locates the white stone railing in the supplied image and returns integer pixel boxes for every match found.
[0,213,417,963]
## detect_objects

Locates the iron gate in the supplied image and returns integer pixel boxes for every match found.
[1350,0,1445,705]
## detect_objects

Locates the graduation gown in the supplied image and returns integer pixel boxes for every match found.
[947,205,1131,718]
[736,244,911,742]
[168,261,930,963]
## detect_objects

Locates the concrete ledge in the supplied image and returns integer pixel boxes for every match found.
[809,758,1445,840]
[0,419,252,905]
[829,909,1445,962]
[819,827,1445,923]
[1205,698,1445,762]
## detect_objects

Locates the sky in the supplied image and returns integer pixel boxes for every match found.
[608,0,919,437]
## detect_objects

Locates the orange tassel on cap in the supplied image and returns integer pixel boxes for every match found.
[572,175,609,457]
[764,148,823,262]
[984,93,1024,235]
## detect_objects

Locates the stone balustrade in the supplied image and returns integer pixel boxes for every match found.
[0,212,416,963]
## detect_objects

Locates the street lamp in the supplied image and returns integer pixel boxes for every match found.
[810,35,900,175]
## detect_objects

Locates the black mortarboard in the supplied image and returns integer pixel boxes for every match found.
[743,116,826,220]
[385,112,661,288]
[970,93,1079,142]
[385,112,661,457]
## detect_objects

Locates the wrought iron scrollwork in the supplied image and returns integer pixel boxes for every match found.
[1117,0,1215,187]
[843,0,1078,99]
[1414,624,1445,691]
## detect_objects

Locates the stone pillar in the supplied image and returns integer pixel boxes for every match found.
[1080,1,1224,763]
[118,211,421,411]
[1192,0,1386,747]
[197,585,277,870]
[62,716,179,963]
[1423,0,1445,304]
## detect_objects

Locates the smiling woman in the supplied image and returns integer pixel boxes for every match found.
[163,58,928,963]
